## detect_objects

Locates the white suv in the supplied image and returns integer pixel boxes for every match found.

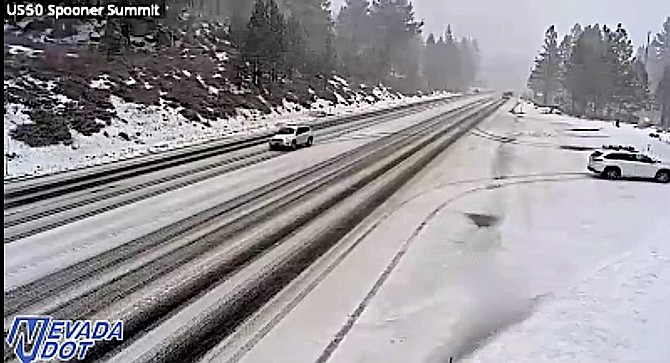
[268,124,313,150]
[588,149,670,183]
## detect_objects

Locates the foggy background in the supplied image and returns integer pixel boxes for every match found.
[332,0,669,91]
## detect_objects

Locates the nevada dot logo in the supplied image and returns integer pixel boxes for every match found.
[5,316,124,363]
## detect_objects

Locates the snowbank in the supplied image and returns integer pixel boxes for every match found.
[462,215,670,363]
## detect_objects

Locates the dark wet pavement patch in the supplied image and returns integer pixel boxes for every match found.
[465,213,499,228]
[568,127,601,132]
[560,145,596,151]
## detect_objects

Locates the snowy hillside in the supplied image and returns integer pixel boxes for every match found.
[3,19,439,178]
[4,90,448,178]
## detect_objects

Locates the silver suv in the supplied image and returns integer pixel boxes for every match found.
[269,124,313,150]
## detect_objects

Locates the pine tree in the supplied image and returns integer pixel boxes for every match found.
[470,39,482,86]
[284,14,307,77]
[230,13,247,48]
[608,24,648,121]
[652,17,670,127]
[459,37,478,91]
[423,33,439,90]
[528,25,561,105]
[282,0,335,73]
[226,0,253,21]
[443,25,461,91]
[335,0,371,78]
[268,0,286,82]
[395,34,423,90]
[421,25,480,92]
[435,36,448,89]
[368,0,422,82]
[659,65,670,129]
[652,17,670,61]
[244,0,270,85]
[320,32,337,77]
[569,23,583,46]
[243,0,285,86]
[633,57,652,112]
[565,25,609,115]
[556,34,573,106]
[558,22,649,120]
[602,25,620,116]
[554,24,583,111]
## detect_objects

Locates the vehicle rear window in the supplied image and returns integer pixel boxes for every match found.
[277,127,295,135]
[591,151,603,157]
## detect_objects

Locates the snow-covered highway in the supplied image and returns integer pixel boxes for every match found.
[3,94,467,244]
[4,94,503,363]
[4,95,490,291]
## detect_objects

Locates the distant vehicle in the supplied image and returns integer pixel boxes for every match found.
[309,110,334,118]
[502,91,514,100]
[587,149,670,183]
[309,110,328,118]
[269,124,313,150]
[149,141,170,153]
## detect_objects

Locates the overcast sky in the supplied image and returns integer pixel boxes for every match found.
[331,0,669,90]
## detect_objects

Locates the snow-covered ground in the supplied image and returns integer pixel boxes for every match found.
[233,100,670,363]
[3,87,455,179]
